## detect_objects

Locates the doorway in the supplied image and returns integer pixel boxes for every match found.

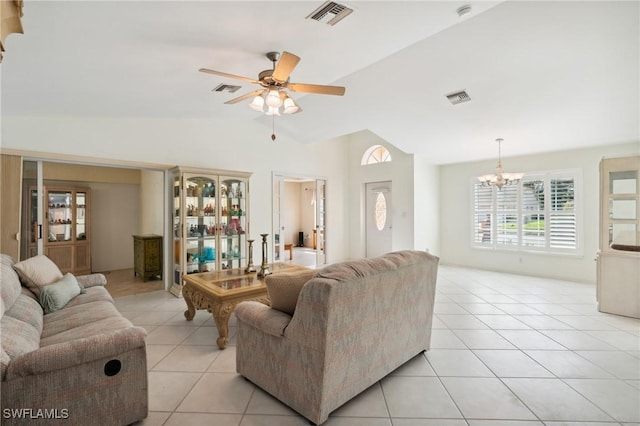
[365,181,392,257]
[272,174,327,268]
[19,159,167,293]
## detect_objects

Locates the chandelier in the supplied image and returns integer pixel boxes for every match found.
[478,138,523,188]
[248,89,300,116]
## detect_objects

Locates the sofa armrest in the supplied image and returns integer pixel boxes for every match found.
[76,273,107,288]
[235,301,292,337]
[5,327,147,380]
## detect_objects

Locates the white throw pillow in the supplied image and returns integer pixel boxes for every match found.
[13,255,64,296]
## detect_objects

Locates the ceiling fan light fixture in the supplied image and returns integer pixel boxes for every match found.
[249,95,265,112]
[265,105,281,116]
[283,96,300,114]
[266,89,283,108]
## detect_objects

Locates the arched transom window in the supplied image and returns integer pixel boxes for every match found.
[361,145,392,165]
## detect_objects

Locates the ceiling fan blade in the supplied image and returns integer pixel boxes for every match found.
[199,68,259,84]
[224,90,265,105]
[288,83,345,96]
[272,51,300,83]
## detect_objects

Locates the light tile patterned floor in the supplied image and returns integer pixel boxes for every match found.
[119,265,640,426]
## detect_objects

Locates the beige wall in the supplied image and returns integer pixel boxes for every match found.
[139,169,164,235]
[283,181,302,245]
[90,183,140,271]
[41,162,140,184]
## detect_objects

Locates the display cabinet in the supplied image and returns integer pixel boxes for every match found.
[23,186,91,275]
[170,167,251,297]
[597,155,640,318]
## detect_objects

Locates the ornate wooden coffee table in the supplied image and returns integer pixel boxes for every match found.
[182,263,308,349]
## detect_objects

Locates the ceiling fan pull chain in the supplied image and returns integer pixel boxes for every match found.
[271,115,277,141]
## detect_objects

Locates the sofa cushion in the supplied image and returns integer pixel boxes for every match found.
[41,309,135,347]
[38,273,85,314]
[13,255,63,297]
[41,299,122,340]
[266,269,317,315]
[1,294,44,379]
[1,255,22,317]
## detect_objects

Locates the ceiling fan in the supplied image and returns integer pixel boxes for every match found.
[199,51,345,116]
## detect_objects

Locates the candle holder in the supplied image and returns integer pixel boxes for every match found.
[257,233,271,277]
[245,239,256,273]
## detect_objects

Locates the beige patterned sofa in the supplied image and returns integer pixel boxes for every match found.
[235,250,438,425]
[0,254,148,425]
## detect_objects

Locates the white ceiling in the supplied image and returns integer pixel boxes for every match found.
[2,1,638,164]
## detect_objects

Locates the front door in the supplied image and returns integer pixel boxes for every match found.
[365,181,392,257]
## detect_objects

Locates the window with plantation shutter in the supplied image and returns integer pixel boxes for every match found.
[472,170,580,254]
[549,178,576,249]
[522,179,545,248]
[496,185,518,246]
[473,183,493,245]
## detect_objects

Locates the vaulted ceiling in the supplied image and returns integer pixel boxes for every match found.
[2,1,638,164]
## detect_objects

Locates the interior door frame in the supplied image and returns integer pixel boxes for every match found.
[11,150,171,288]
[272,171,328,267]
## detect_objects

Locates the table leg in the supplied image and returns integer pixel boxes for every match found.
[211,301,234,349]
[182,285,197,321]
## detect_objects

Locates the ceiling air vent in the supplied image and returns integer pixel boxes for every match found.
[306,1,353,26]
[213,84,241,94]
[446,90,471,105]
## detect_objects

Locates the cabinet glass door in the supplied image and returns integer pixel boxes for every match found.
[76,191,88,241]
[220,177,247,269]
[29,188,38,245]
[173,175,182,285]
[185,175,217,274]
[608,170,638,246]
[47,190,73,243]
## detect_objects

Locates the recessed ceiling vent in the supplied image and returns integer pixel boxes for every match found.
[446,90,471,105]
[306,1,353,26]
[213,84,241,93]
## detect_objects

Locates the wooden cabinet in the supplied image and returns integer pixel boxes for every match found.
[22,185,92,275]
[45,186,91,275]
[596,155,640,318]
[170,167,251,297]
[24,186,93,275]
[133,234,163,281]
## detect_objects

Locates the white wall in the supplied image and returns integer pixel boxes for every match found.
[413,155,440,256]
[346,130,419,258]
[439,141,640,283]
[3,116,350,266]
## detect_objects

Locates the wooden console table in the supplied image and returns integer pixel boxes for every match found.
[182,263,308,349]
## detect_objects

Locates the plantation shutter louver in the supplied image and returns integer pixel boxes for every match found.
[473,183,493,244]
[549,178,577,249]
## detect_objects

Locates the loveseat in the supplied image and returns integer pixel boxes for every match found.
[1,254,148,425]
[235,250,438,425]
